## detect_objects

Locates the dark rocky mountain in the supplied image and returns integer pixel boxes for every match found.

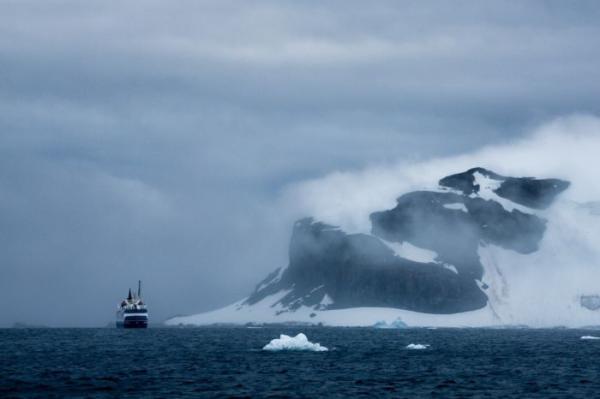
[244,168,569,315]
[370,191,546,280]
[439,167,570,209]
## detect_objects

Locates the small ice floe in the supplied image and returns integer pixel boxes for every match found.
[580,335,600,340]
[406,343,430,350]
[263,333,328,352]
[373,318,407,329]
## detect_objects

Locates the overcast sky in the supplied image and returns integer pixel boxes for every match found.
[1,0,600,326]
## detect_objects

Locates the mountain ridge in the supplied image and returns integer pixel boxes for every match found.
[167,167,575,327]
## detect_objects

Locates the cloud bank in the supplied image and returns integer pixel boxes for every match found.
[285,115,600,233]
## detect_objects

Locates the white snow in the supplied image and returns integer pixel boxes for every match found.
[476,199,600,328]
[383,240,438,264]
[581,336,600,340]
[472,171,533,213]
[167,290,292,326]
[263,333,328,352]
[255,267,286,292]
[472,171,502,193]
[443,203,468,212]
[406,344,430,350]
[309,285,324,294]
[382,239,459,274]
[166,298,501,328]
[319,294,333,307]
[441,263,458,274]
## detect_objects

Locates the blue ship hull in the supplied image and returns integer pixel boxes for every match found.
[116,318,148,328]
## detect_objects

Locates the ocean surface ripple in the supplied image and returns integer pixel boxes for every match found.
[2,328,600,398]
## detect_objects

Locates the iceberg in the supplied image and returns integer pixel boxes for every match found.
[373,318,407,329]
[406,343,430,350]
[263,333,328,352]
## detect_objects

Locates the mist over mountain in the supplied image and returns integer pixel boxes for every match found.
[169,116,600,328]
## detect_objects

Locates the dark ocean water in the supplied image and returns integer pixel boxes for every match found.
[2,327,600,398]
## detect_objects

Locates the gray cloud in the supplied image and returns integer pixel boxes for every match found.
[1,0,600,326]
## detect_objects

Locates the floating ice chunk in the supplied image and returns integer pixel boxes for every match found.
[581,335,600,340]
[263,333,328,352]
[406,343,430,350]
[373,318,407,329]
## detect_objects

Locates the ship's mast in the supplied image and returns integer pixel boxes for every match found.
[138,280,142,299]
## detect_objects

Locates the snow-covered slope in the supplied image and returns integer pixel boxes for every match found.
[166,292,500,328]
[165,166,600,328]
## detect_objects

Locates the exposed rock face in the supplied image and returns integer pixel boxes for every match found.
[245,168,570,315]
[247,219,486,314]
[370,191,546,280]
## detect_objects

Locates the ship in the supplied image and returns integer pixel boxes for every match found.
[116,280,148,328]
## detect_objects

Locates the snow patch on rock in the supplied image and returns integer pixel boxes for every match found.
[319,294,333,307]
[441,263,459,274]
[382,240,438,264]
[443,203,468,212]
[472,171,533,213]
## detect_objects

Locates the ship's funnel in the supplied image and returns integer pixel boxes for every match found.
[127,288,132,300]
[138,280,142,298]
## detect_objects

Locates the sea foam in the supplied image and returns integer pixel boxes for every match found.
[580,335,600,340]
[263,333,328,352]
